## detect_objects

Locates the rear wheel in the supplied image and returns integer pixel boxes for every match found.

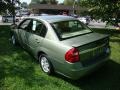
[39,54,53,75]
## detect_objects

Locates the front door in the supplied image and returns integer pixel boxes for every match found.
[17,19,32,48]
[26,20,47,53]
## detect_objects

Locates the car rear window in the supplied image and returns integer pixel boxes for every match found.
[51,20,92,40]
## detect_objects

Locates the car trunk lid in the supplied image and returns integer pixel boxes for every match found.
[61,33,109,65]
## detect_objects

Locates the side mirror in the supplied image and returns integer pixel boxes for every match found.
[10,24,17,29]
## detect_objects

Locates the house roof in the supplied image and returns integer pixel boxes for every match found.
[30,4,81,10]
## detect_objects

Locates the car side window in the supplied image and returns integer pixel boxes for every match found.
[40,24,47,37]
[32,20,47,37]
[18,19,31,30]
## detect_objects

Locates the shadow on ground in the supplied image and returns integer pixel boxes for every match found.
[54,60,120,89]
[0,54,48,87]
[0,26,48,88]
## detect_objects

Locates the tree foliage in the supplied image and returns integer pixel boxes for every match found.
[80,0,120,26]
[21,2,28,8]
[31,0,57,4]
[0,0,20,14]
[63,0,80,5]
[64,0,74,5]
[48,0,57,4]
[31,0,42,4]
[0,0,12,14]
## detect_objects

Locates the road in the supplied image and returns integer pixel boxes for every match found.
[88,21,118,29]
[0,21,117,29]
[0,22,12,25]
[0,20,114,28]
[0,15,119,30]
[0,16,15,25]
[89,21,106,28]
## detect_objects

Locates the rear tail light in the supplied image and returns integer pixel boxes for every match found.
[65,48,80,63]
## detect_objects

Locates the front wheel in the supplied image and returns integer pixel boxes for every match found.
[39,54,53,75]
[11,35,17,45]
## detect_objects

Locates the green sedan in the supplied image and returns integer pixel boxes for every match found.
[10,15,110,80]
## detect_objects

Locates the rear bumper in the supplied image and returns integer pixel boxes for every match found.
[66,56,109,80]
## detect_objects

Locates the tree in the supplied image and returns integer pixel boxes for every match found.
[0,0,20,14]
[48,0,57,4]
[0,0,12,13]
[63,0,80,5]
[21,2,28,8]
[41,0,47,4]
[0,0,20,24]
[0,1,7,14]
[80,0,120,26]
[31,0,57,4]
[31,0,42,4]
[64,0,74,5]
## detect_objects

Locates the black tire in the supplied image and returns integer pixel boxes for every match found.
[86,23,89,25]
[11,34,18,46]
[39,54,54,75]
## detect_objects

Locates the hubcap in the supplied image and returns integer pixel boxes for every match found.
[40,56,50,73]
[11,35,15,45]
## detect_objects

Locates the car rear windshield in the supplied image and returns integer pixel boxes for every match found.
[51,20,92,40]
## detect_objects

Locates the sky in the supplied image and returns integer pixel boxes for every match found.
[20,0,64,4]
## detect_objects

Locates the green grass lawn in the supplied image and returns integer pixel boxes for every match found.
[0,26,120,90]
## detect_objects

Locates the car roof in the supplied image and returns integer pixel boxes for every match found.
[27,15,76,23]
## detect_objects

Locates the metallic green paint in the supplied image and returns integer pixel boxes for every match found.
[11,15,110,80]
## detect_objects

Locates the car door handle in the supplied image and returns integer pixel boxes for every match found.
[37,41,40,43]
[35,39,40,43]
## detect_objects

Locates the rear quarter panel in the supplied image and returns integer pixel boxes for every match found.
[36,38,72,72]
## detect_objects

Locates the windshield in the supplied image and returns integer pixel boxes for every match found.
[51,20,92,39]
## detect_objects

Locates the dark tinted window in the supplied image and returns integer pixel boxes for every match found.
[18,19,31,30]
[40,24,47,37]
[32,20,47,37]
[3,16,12,18]
[52,20,92,39]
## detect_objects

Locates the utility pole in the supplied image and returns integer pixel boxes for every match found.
[12,0,16,24]
[73,0,78,15]
[73,0,76,15]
